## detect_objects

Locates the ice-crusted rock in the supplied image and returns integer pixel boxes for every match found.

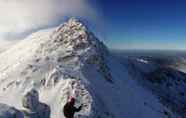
[45,68,62,87]
[53,18,90,50]
[0,103,23,118]
[22,89,50,118]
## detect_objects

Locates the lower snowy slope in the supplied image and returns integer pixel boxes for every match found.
[0,18,173,118]
[117,53,186,118]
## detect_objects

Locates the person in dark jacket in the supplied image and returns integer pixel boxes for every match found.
[63,97,82,118]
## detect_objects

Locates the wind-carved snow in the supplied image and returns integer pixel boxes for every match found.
[0,18,170,118]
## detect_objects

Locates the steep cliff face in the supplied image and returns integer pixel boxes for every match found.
[0,18,171,118]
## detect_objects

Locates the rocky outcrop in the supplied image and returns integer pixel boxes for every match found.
[0,103,23,118]
[22,89,50,118]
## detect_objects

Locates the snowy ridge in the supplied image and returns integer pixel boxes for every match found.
[0,18,173,118]
[119,56,186,118]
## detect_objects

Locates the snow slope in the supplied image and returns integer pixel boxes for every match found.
[117,55,186,118]
[0,40,19,53]
[0,18,171,118]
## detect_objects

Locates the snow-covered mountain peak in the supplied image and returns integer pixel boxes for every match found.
[0,18,171,118]
[52,18,107,55]
[52,18,91,50]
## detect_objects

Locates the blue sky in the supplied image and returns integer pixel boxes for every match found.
[1,0,186,50]
[92,0,186,50]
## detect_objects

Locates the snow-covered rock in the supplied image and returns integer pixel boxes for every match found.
[0,18,175,118]
[21,89,50,118]
[0,103,23,118]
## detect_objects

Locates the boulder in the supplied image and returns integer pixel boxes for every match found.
[22,89,50,118]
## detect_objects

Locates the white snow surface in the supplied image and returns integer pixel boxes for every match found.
[0,18,168,118]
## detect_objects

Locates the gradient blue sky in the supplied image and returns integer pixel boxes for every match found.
[92,0,186,50]
[1,0,186,50]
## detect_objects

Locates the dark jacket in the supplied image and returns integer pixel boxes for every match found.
[63,102,82,118]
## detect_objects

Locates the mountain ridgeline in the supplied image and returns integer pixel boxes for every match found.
[0,18,183,118]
